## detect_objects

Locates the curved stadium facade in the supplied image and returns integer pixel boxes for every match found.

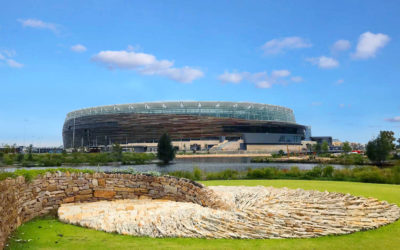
[63,101,306,150]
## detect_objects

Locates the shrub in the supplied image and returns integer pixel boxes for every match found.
[305,165,323,178]
[332,168,353,181]
[3,154,14,165]
[390,166,400,184]
[111,143,123,162]
[287,166,301,177]
[271,154,281,158]
[16,153,24,162]
[340,154,366,165]
[122,153,155,165]
[247,168,274,179]
[353,167,386,183]
[193,167,202,180]
[251,157,270,163]
[220,169,238,179]
[206,169,239,180]
[169,170,194,180]
[322,165,334,177]
[21,160,35,167]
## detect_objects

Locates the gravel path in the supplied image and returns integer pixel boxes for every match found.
[58,186,400,239]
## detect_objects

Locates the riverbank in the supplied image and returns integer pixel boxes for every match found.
[176,153,273,158]
[3,164,400,185]
[168,165,400,185]
[251,154,375,166]
[0,152,156,168]
[178,153,372,166]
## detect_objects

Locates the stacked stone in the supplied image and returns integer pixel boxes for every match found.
[2,172,400,248]
[0,177,22,250]
[0,172,225,249]
[59,186,400,239]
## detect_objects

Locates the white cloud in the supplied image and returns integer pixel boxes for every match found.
[352,31,390,59]
[218,69,299,89]
[385,116,400,122]
[271,69,290,78]
[18,18,58,33]
[261,36,312,54]
[0,50,23,68]
[70,44,87,53]
[291,76,303,82]
[92,49,203,83]
[156,67,204,83]
[218,72,244,83]
[6,59,23,68]
[332,39,351,52]
[127,44,141,52]
[307,56,339,69]
[93,50,156,69]
[335,79,344,85]
[1,49,16,57]
[255,80,273,88]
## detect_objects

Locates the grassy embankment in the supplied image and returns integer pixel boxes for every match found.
[169,165,400,185]
[2,164,400,185]
[6,179,400,250]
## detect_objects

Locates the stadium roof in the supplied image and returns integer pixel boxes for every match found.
[65,101,296,123]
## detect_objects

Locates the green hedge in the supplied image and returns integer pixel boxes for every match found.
[168,165,400,185]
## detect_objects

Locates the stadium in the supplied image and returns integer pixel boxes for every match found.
[62,101,308,152]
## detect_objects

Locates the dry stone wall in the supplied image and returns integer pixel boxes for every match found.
[0,172,226,249]
[59,186,400,239]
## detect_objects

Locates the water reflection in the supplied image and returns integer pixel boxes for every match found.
[1,157,351,173]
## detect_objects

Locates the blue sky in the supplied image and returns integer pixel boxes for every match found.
[1,0,399,146]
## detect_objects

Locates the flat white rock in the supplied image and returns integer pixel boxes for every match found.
[58,186,400,239]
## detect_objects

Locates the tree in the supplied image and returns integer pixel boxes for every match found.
[380,131,396,149]
[397,138,400,149]
[111,143,123,161]
[16,152,24,162]
[366,131,395,166]
[321,141,329,153]
[157,133,175,164]
[4,144,10,154]
[342,141,352,153]
[27,144,33,161]
[312,143,321,154]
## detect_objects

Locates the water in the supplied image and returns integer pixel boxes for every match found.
[1,157,352,173]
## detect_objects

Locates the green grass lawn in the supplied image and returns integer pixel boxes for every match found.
[6,180,400,250]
